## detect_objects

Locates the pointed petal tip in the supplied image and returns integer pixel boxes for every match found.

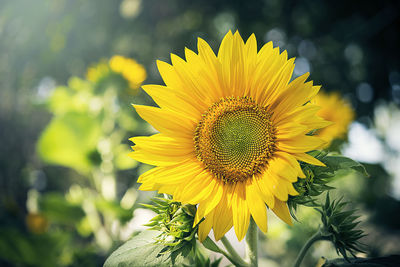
[253,215,268,233]
[233,30,242,38]
[156,59,167,68]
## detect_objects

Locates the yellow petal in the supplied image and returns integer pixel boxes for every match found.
[170,53,215,106]
[276,123,309,140]
[157,183,182,195]
[268,156,299,183]
[293,152,326,166]
[141,84,201,120]
[261,57,296,107]
[246,179,268,233]
[274,103,319,127]
[177,172,216,204]
[254,176,275,209]
[185,46,223,102]
[253,48,290,104]
[130,134,193,156]
[195,180,224,224]
[156,60,209,110]
[278,136,326,153]
[133,105,195,138]
[196,38,225,97]
[232,183,250,241]
[198,211,214,242]
[213,197,234,240]
[271,198,293,226]
[138,182,157,191]
[259,170,288,201]
[128,151,188,166]
[286,182,299,196]
[203,181,224,215]
[137,159,203,185]
[272,78,320,120]
[275,151,306,178]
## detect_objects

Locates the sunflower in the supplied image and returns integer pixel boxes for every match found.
[109,55,147,90]
[313,91,354,147]
[130,31,330,241]
[86,60,110,83]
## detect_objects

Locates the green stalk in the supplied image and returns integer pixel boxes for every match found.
[203,237,247,267]
[221,236,247,266]
[293,230,323,267]
[245,218,258,266]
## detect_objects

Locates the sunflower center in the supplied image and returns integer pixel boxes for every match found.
[194,96,276,183]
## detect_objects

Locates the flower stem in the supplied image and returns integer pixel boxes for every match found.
[204,237,247,267]
[221,236,247,266]
[293,230,323,267]
[245,217,258,267]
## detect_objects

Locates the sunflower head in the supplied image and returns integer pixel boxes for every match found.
[313,91,355,147]
[130,31,330,241]
[194,96,276,183]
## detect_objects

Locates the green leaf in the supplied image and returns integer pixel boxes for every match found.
[315,154,369,177]
[95,198,133,223]
[104,230,190,267]
[104,231,167,267]
[39,193,85,225]
[37,112,101,173]
[201,237,222,254]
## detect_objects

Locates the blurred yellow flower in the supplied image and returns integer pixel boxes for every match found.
[313,91,355,147]
[109,55,147,90]
[26,213,49,234]
[86,61,110,83]
[130,31,329,241]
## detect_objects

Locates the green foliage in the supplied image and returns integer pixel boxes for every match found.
[37,111,102,173]
[105,198,200,267]
[30,55,148,265]
[322,255,400,266]
[186,247,222,267]
[39,192,85,225]
[104,230,192,267]
[201,237,223,254]
[288,151,368,218]
[1,0,396,265]
[0,226,76,267]
[143,198,198,251]
[95,198,133,224]
[317,193,366,260]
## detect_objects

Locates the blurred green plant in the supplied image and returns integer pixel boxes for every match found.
[7,55,151,266]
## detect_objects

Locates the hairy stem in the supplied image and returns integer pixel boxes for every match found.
[221,236,247,266]
[293,230,323,267]
[245,218,258,266]
[204,237,247,267]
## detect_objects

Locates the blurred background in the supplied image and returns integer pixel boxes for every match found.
[0,0,399,266]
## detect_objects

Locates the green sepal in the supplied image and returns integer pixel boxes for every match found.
[317,193,367,261]
[288,151,368,219]
[202,237,223,253]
